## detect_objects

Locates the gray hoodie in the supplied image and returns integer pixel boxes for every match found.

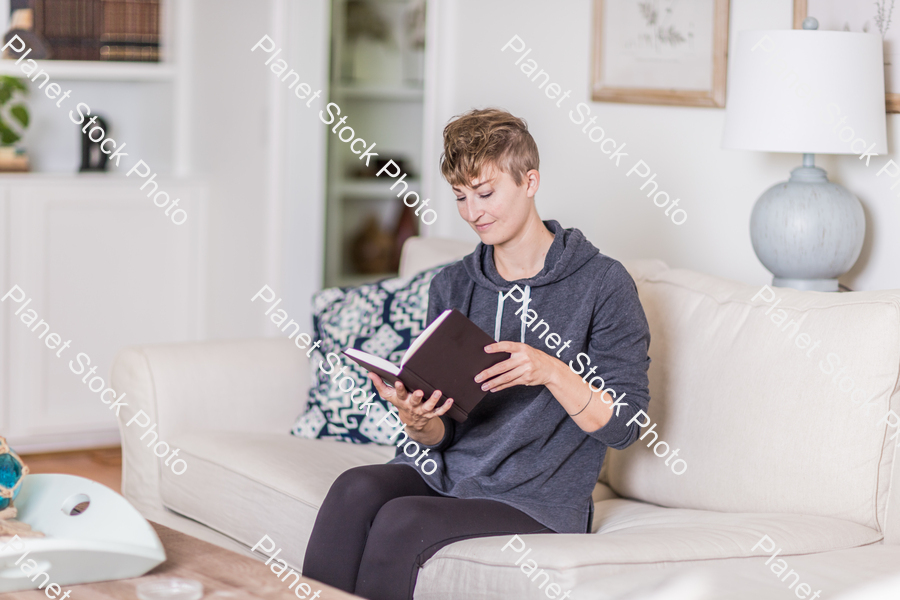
[389,220,651,534]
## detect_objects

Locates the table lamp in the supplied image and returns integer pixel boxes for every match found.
[722,19,887,291]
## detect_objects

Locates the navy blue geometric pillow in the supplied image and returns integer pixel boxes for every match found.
[291,266,443,444]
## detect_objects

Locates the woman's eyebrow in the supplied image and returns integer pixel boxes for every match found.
[452,178,494,193]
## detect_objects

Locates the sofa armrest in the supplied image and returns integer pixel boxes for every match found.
[110,338,309,517]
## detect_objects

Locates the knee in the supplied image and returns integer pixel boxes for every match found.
[326,465,386,507]
[371,497,431,541]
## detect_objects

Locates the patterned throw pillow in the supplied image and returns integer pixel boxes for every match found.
[291,266,443,445]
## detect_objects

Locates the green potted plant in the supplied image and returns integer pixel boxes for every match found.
[0,76,30,172]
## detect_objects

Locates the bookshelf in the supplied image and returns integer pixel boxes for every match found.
[0,0,185,174]
[0,59,173,80]
[333,84,424,101]
[337,178,421,198]
[324,0,430,288]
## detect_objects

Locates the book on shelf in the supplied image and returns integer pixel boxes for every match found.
[30,0,160,62]
[343,309,510,423]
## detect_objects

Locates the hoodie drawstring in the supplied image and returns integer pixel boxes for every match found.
[494,292,505,342]
[495,285,530,343]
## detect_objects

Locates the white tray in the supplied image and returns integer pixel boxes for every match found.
[0,473,166,591]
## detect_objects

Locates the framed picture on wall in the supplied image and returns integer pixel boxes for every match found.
[591,0,730,107]
[794,0,900,112]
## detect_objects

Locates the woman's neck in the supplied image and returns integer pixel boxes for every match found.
[493,215,556,282]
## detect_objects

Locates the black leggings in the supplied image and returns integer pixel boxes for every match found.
[302,464,554,600]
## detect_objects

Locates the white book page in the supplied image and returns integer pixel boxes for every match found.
[344,348,400,376]
[401,309,453,366]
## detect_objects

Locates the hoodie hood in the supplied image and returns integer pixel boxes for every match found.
[463,220,599,293]
[462,220,600,342]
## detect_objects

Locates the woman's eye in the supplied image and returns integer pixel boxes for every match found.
[480,192,493,199]
[456,196,466,201]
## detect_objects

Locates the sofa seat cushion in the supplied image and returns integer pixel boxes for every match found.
[420,545,900,600]
[539,545,900,600]
[159,431,394,568]
[415,498,882,599]
[616,545,900,600]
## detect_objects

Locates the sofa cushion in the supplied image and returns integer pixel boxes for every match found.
[611,262,900,532]
[398,236,476,279]
[415,498,882,600]
[539,545,900,600]
[159,431,394,569]
[418,545,900,600]
[291,266,444,444]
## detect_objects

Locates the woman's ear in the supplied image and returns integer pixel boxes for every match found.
[525,169,540,198]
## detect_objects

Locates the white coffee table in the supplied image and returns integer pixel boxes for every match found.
[0,473,165,592]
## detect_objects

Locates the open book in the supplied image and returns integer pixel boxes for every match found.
[343,309,510,422]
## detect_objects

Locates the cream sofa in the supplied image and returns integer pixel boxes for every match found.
[112,237,900,600]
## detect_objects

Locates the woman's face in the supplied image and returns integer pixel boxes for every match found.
[451,165,540,246]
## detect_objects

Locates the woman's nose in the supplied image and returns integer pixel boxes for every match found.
[464,198,481,221]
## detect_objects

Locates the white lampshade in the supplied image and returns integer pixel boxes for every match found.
[723,30,887,155]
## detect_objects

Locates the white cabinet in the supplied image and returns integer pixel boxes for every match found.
[2,176,206,452]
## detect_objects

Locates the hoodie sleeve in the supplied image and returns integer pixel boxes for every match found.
[585,261,651,449]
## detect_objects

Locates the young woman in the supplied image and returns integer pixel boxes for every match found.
[302,108,651,600]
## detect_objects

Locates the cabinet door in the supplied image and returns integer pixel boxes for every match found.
[5,179,206,451]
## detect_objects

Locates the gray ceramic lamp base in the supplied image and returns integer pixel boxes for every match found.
[750,166,865,292]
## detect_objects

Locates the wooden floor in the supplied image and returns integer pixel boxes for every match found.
[19,446,123,493]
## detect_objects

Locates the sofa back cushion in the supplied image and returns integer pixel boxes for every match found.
[608,260,900,532]
[399,236,477,278]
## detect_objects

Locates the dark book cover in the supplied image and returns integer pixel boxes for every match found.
[343,309,510,422]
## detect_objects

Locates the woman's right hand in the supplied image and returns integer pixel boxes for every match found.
[368,373,453,443]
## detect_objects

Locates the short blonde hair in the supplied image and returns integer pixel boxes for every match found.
[440,108,539,187]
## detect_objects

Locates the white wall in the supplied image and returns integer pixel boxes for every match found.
[423,0,900,291]
[188,0,271,337]
[278,0,330,337]
[187,0,329,338]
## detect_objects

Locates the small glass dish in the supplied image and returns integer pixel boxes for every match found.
[136,578,204,600]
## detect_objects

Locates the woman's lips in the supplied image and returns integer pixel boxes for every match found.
[475,222,494,231]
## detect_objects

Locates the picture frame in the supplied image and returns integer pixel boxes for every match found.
[794,0,900,112]
[591,0,730,107]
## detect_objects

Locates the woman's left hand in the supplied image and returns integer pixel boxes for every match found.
[474,341,561,393]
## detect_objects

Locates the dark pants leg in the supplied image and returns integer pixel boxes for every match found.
[303,463,553,600]
[303,464,439,593]
[355,492,552,600]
